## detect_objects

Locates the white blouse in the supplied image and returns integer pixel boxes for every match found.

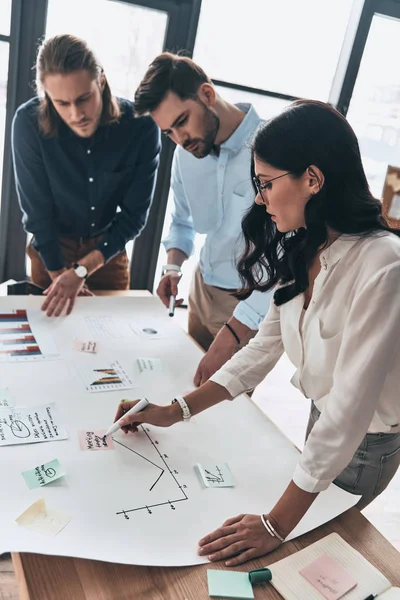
[210,232,400,493]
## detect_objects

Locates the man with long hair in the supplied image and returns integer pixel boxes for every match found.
[135,53,273,384]
[12,34,160,316]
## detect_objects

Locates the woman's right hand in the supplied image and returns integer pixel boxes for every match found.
[114,400,182,434]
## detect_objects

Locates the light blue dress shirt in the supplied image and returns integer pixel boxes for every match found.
[162,103,274,330]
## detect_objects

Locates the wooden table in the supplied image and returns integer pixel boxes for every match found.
[10,291,400,599]
[11,509,400,600]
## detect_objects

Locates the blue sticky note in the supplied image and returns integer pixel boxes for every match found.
[21,458,65,489]
[207,569,254,599]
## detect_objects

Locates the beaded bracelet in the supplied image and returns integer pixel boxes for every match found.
[260,514,285,543]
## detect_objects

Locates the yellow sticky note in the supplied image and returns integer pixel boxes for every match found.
[15,498,71,536]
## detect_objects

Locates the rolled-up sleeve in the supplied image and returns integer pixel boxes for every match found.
[233,289,275,330]
[97,119,161,262]
[162,150,195,258]
[11,107,64,271]
[293,263,400,493]
[210,298,284,396]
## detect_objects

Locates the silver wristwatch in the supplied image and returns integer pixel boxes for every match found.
[73,263,88,280]
[161,264,182,277]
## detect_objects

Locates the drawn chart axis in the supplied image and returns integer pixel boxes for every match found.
[115,426,188,518]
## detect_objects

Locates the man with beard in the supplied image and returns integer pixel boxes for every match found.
[135,53,273,384]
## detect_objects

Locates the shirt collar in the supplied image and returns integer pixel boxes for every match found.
[220,103,262,155]
[319,234,360,269]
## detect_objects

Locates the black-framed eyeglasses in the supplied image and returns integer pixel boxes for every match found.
[252,172,291,200]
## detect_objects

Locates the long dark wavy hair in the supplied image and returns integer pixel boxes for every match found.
[237,99,399,306]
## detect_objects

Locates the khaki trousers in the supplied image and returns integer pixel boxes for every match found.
[27,236,130,291]
[188,265,256,351]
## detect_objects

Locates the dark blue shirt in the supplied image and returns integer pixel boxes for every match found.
[11,97,160,271]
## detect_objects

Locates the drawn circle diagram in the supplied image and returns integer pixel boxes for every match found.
[44,467,56,478]
[10,420,30,438]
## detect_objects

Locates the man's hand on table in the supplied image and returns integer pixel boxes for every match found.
[194,318,254,386]
[42,268,89,316]
[194,331,237,386]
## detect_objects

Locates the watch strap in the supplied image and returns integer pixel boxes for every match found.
[73,263,88,280]
[171,395,191,421]
[162,264,182,276]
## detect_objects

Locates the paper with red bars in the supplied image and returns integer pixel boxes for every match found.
[299,554,358,600]
[78,430,115,451]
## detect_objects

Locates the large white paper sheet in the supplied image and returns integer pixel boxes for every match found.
[0,296,358,566]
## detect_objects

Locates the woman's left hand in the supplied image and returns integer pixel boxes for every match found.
[198,513,282,566]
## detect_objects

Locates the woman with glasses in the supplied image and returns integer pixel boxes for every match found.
[114,100,400,564]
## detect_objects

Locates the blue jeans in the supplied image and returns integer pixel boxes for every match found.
[306,402,400,509]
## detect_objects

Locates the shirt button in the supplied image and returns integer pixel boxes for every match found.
[91,223,95,227]
[87,149,91,154]
[104,242,108,246]
[91,206,95,210]
[89,177,94,182]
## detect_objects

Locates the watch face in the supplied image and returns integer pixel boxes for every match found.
[75,265,88,278]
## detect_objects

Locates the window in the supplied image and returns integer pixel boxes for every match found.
[0,0,12,36]
[46,0,168,100]
[0,42,10,216]
[194,0,354,100]
[346,14,400,198]
[214,85,291,119]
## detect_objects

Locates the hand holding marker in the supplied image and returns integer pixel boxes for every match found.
[169,294,176,317]
[103,398,149,438]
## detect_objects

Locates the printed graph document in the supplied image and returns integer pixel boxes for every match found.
[267,532,399,600]
[0,296,359,567]
[77,360,134,393]
[0,309,59,362]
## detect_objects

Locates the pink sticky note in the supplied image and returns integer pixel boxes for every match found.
[299,554,358,600]
[73,339,99,353]
[78,430,114,451]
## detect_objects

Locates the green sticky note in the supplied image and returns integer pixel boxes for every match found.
[21,459,65,489]
[207,569,254,599]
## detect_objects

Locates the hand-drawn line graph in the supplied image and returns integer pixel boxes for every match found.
[113,437,165,491]
[114,426,188,518]
[204,466,224,485]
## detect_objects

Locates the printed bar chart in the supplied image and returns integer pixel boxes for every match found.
[0,310,58,361]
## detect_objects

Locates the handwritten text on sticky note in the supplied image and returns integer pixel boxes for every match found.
[195,462,235,488]
[78,430,114,451]
[135,357,163,373]
[22,458,65,489]
[299,554,358,600]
